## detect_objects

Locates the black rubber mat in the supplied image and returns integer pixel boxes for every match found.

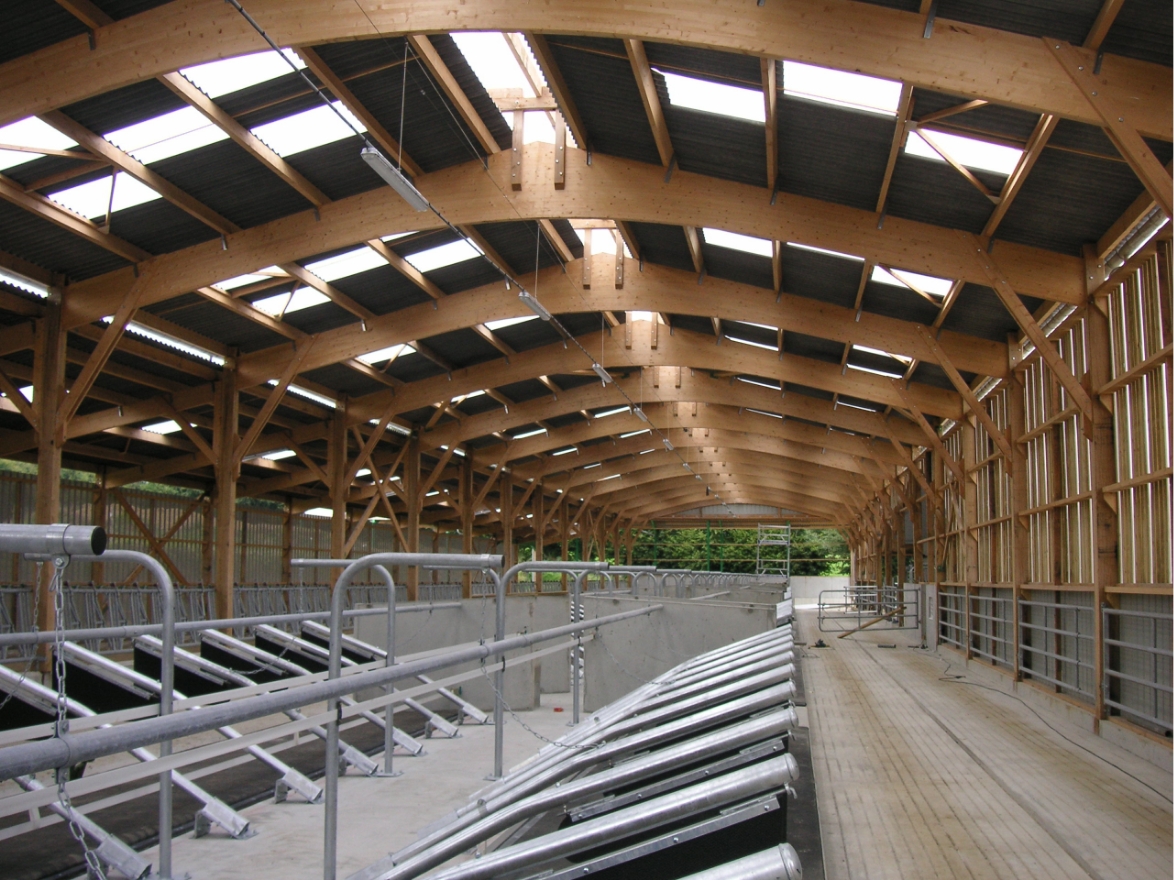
[0,711,437,880]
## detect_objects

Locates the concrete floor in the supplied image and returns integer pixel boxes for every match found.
[798,611,1173,880]
[136,692,577,880]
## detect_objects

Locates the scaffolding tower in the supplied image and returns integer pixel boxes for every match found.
[756,523,792,582]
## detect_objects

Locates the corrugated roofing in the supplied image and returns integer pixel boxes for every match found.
[702,245,773,291]
[778,95,893,211]
[627,223,695,273]
[911,89,1041,142]
[935,0,1102,46]
[784,331,843,364]
[860,281,941,327]
[665,103,766,189]
[97,1,175,19]
[285,136,381,202]
[300,363,386,399]
[781,247,862,310]
[328,264,434,317]
[148,139,314,230]
[909,361,963,392]
[147,300,289,354]
[1,0,88,67]
[0,200,130,281]
[282,301,359,337]
[643,43,760,88]
[419,327,501,369]
[60,79,187,135]
[544,37,663,165]
[937,283,1043,342]
[1101,0,1173,66]
[995,147,1152,256]
[471,221,570,275]
[104,199,219,256]
[885,153,1002,234]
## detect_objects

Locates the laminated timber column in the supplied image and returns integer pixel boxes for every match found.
[534,482,546,562]
[960,418,980,660]
[1086,299,1120,725]
[500,471,514,573]
[33,297,65,661]
[328,401,348,563]
[404,436,420,601]
[460,456,473,598]
[1008,369,1030,682]
[212,369,239,620]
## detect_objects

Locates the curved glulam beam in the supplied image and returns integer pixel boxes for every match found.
[421,364,929,453]
[601,476,845,519]
[584,462,856,507]
[64,144,1085,329]
[483,403,909,469]
[1,0,1168,137]
[220,257,1006,386]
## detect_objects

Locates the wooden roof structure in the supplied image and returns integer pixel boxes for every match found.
[0,1,1170,608]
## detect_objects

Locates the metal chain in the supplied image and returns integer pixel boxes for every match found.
[478,661,601,752]
[0,562,43,716]
[597,633,656,685]
[49,555,108,880]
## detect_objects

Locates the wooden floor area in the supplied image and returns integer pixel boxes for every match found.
[797,612,1173,880]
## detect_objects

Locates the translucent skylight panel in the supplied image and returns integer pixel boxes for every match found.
[905,130,1022,176]
[786,241,863,262]
[304,246,387,283]
[782,61,901,116]
[628,310,656,323]
[0,117,78,172]
[0,268,50,298]
[271,380,336,409]
[252,288,330,316]
[358,343,414,364]
[870,265,954,297]
[181,49,306,99]
[596,406,630,418]
[404,239,482,273]
[852,343,912,364]
[513,427,548,439]
[49,172,161,219]
[485,315,538,331]
[551,446,578,456]
[451,33,536,96]
[262,449,297,461]
[304,507,333,518]
[727,335,776,351]
[103,317,225,365]
[737,376,782,391]
[250,102,365,157]
[104,106,228,165]
[214,272,274,291]
[142,420,182,435]
[846,362,904,379]
[748,408,784,419]
[381,231,416,242]
[702,228,773,257]
[659,70,765,123]
[619,429,651,439]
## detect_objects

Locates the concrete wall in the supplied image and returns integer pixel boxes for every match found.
[354,594,572,713]
[789,575,850,604]
[580,595,777,711]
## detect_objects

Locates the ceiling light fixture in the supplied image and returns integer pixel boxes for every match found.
[634,407,649,423]
[592,363,613,384]
[662,438,674,452]
[360,147,431,212]
[518,290,553,321]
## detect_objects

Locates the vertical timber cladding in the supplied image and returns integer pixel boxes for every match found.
[971,387,1014,670]
[1101,242,1173,733]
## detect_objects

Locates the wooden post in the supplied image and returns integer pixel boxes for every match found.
[404,436,420,601]
[500,470,514,575]
[91,472,107,585]
[281,499,293,585]
[534,482,546,562]
[1086,303,1119,726]
[328,404,348,563]
[960,418,980,660]
[33,299,65,663]
[212,370,239,620]
[1008,370,1030,681]
[460,456,473,598]
[201,494,214,585]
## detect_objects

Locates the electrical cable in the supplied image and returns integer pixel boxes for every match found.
[227,0,737,518]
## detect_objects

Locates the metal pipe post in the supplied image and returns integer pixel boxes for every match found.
[75,549,176,879]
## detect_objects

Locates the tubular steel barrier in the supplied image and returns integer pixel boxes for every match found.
[1103,605,1173,732]
[817,584,921,633]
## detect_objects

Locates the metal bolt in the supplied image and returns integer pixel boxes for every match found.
[1091,91,1098,96]
[1118,117,1124,122]
[672,836,680,843]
